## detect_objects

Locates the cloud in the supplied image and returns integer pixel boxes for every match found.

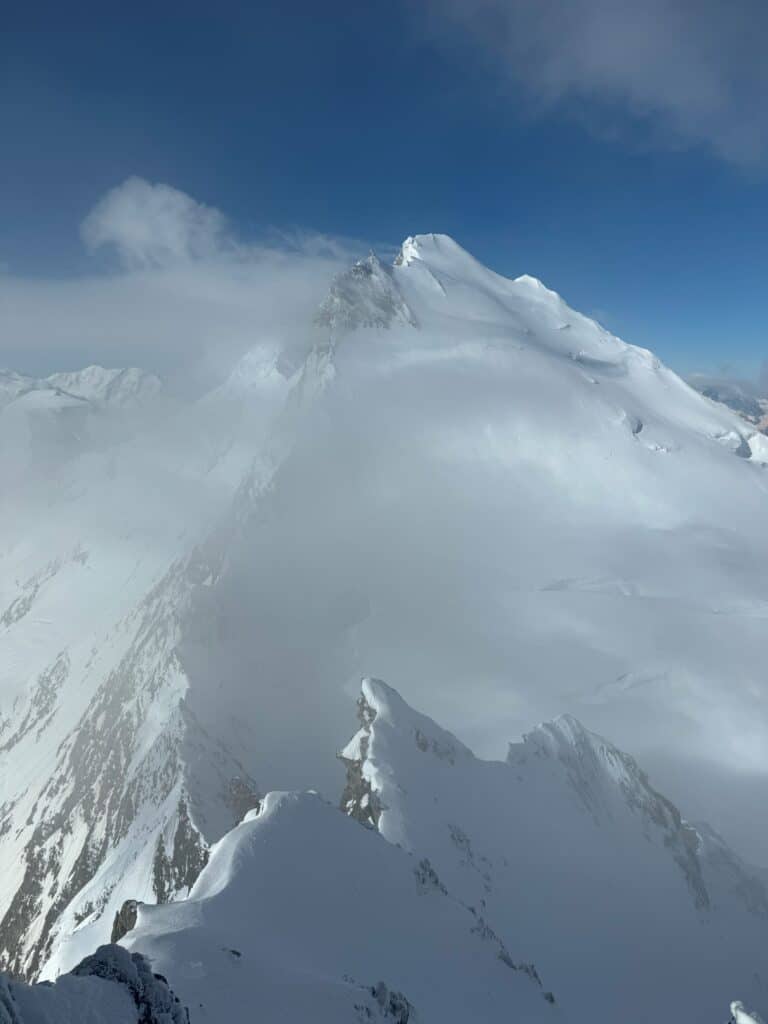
[420,0,768,165]
[80,176,235,268]
[0,179,361,388]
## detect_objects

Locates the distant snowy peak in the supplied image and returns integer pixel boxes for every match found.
[0,365,161,412]
[395,233,537,296]
[344,679,705,899]
[393,235,422,267]
[509,714,710,907]
[394,233,480,273]
[510,712,692,823]
[0,370,39,407]
[209,344,287,401]
[45,366,162,407]
[342,678,702,864]
[689,376,768,435]
[342,676,768,923]
[315,252,417,334]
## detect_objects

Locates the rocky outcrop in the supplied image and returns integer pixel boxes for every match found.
[226,777,262,825]
[71,945,188,1023]
[365,981,412,1023]
[111,900,141,945]
[0,944,187,1024]
[315,253,417,335]
[152,799,209,904]
[338,690,383,828]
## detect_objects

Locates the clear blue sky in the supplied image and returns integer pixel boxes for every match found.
[2,0,768,377]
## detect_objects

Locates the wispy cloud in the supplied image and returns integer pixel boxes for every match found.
[81,177,234,269]
[420,0,768,166]
[0,178,362,387]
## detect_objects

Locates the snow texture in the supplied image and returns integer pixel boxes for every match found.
[340,677,768,1022]
[125,790,555,1023]
[3,231,768,1002]
[0,944,186,1023]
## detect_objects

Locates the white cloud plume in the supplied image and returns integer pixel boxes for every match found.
[1,179,361,388]
[420,0,768,165]
[80,176,234,268]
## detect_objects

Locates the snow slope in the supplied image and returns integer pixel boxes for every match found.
[0,361,290,978]
[340,677,768,1022]
[3,233,768,987]
[288,234,768,802]
[124,790,556,1023]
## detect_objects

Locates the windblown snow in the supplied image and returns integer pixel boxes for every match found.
[1,234,767,1023]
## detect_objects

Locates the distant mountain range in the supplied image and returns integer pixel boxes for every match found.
[689,374,768,433]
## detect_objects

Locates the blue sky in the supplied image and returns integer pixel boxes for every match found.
[2,0,768,378]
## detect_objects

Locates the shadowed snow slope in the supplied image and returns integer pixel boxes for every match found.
[340,678,768,1023]
[125,790,556,1023]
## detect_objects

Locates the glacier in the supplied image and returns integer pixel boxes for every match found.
[0,233,767,1021]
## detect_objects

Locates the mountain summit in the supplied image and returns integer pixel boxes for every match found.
[2,236,768,997]
[315,251,417,333]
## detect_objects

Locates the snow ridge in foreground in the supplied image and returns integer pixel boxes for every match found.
[1,677,765,1023]
[339,678,768,1022]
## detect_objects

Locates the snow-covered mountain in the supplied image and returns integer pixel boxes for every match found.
[122,788,555,1023]
[340,678,768,1021]
[0,365,161,411]
[0,367,285,978]
[689,374,768,433]
[2,233,768,1010]
[0,365,164,487]
[9,677,762,1023]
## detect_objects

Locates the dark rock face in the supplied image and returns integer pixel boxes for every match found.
[700,385,763,422]
[226,776,262,824]
[0,974,22,1024]
[370,981,412,1022]
[0,562,191,980]
[111,900,141,945]
[338,693,383,829]
[0,651,70,753]
[353,981,414,1023]
[315,253,417,335]
[73,944,189,1023]
[0,451,265,979]
[152,799,209,904]
[0,944,188,1024]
